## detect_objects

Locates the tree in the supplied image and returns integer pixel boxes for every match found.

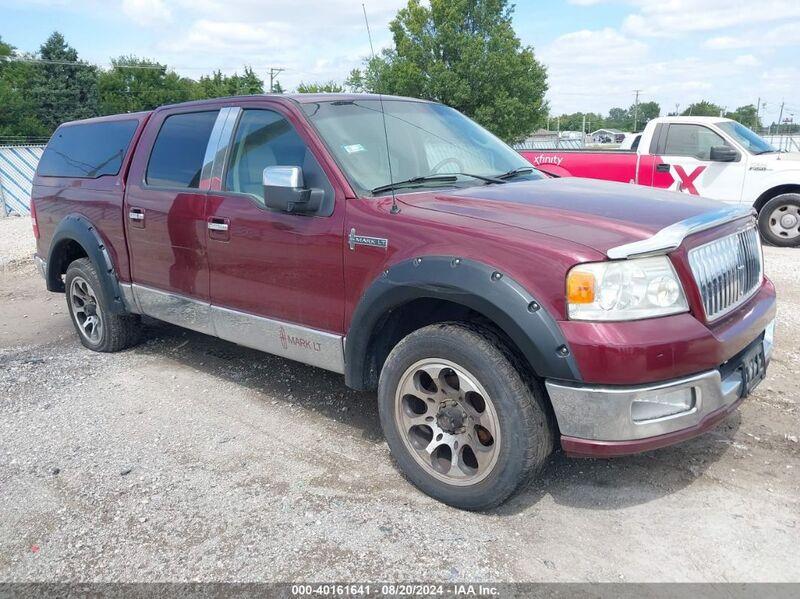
[296,80,345,93]
[349,0,548,143]
[605,107,630,130]
[30,32,100,132]
[98,56,194,114]
[634,101,660,131]
[0,38,49,141]
[193,67,264,100]
[552,112,605,132]
[344,68,366,93]
[271,80,285,94]
[725,104,759,130]
[682,100,724,117]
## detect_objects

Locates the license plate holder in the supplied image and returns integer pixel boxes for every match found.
[739,342,767,398]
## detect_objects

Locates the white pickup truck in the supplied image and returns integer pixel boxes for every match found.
[521,116,800,247]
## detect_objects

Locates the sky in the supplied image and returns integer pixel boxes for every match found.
[1,0,799,125]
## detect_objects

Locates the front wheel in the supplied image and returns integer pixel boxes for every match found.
[378,323,553,510]
[65,258,141,352]
[758,193,800,247]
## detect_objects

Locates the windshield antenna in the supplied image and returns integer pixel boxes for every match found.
[363,3,400,214]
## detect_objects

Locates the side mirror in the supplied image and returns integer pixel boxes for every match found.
[709,145,738,162]
[262,166,320,213]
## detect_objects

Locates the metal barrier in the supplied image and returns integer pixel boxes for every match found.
[0,145,44,217]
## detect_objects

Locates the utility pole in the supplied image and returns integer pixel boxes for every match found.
[755,97,761,131]
[777,101,785,150]
[674,103,680,116]
[633,89,642,132]
[268,67,285,93]
[581,114,586,147]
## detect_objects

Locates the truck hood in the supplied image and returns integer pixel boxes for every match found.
[400,177,727,255]
[751,151,800,167]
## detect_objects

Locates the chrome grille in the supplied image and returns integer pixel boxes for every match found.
[688,226,763,321]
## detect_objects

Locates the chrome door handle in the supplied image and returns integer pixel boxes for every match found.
[208,221,229,232]
[128,210,145,221]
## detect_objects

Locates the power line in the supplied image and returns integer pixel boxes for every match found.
[0,55,265,72]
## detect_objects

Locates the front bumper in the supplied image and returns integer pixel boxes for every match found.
[546,321,774,458]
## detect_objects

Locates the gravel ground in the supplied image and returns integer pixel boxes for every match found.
[0,217,798,582]
[0,216,35,271]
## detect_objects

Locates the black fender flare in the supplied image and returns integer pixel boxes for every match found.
[344,256,582,390]
[46,214,128,315]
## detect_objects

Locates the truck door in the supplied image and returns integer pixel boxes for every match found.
[652,123,746,201]
[124,108,220,333]
[203,104,346,339]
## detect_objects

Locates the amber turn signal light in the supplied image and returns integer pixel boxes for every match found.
[567,270,595,304]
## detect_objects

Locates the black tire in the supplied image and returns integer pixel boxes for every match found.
[758,193,800,247]
[378,322,553,511]
[64,258,141,352]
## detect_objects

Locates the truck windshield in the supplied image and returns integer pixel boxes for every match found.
[717,121,777,155]
[302,99,542,195]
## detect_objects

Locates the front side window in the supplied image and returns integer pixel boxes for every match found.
[303,99,542,195]
[663,124,727,160]
[717,121,776,155]
[146,111,219,189]
[225,109,333,214]
[38,120,139,178]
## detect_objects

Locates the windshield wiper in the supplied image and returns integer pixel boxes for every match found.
[496,166,535,180]
[754,149,779,155]
[370,172,505,194]
[371,175,458,194]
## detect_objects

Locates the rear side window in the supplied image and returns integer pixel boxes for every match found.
[37,120,138,178]
[146,111,219,189]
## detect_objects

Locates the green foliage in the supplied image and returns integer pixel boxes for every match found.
[296,80,345,93]
[30,32,100,132]
[349,0,548,143]
[556,101,660,133]
[194,67,264,99]
[98,56,194,114]
[551,112,604,132]
[725,104,759,129]
[1,36,51,140]
[682,100,724,117]
[0,31,267,140]
[634,101,660,130]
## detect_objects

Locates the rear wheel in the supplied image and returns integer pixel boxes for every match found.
[65,258,141,352]
[758,193,800,247]
[378,323,553,510]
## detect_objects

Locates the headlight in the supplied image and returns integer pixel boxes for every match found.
[566,256,688,321]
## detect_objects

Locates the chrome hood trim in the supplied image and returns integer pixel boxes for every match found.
[606,204,755,260]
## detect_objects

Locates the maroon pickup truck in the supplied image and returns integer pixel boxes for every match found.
[31,94,776,510]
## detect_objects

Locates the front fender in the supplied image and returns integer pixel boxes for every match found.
[344,256,582,390]
[47,214,128,314]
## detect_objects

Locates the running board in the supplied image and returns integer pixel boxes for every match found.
[125,283,345,374]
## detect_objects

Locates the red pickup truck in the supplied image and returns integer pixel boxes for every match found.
[32,95,776,510]
[521,116,800,247]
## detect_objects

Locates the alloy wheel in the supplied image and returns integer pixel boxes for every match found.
[69,276,104,344]
[394,358,501,486]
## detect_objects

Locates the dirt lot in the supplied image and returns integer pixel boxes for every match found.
[0,216,798,582]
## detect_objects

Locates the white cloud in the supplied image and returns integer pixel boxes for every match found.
[622,0,800,37]
[705,22,800,49]
[540,27,649,67]
[540,25,781,117]
[733,54,760,67]
[704,36,749,50]
[122,0,171,25]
